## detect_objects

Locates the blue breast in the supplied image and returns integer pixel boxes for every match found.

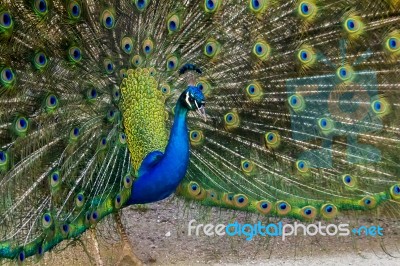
[128,103,189,204]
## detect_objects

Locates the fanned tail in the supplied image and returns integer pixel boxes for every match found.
[177,0,400,221]
[1,0,400,263]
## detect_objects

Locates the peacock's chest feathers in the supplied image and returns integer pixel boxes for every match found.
[120,68,168,172]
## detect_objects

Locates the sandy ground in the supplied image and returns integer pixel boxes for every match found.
[6,196,400,265]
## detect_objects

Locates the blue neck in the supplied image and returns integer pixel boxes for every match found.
[128,101,190,204]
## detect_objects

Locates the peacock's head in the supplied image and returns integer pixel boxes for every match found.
[180,85,206,121]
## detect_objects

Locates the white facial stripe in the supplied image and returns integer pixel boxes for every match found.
[195,100,199,110]
[185,92,192,108]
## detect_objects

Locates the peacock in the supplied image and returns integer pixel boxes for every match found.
[1,0,400,264]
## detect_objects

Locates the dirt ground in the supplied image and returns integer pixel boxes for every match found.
[8,196,400,265]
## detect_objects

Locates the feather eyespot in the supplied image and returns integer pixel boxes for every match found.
[371,99,388,115]
[336,65,354,82]
[361,196,377,209]
[276,201,291,215]
[123,174,133,189]
[118,132,127,145]
[159,84,171,96]
[387,37,399,51]
[132,55,143,68]
[253,39,270,61]
[288,94,305,112]
[101,9,115,29]
[121,37,133,54]
[135,0,150,12]
[45,94,59,112]
[68,1,81,19]
[37,244,44,256]
[234,194,249,208]
[241,160,255,175]
[224,111,240,130]
[390,184,400,200]
[68,46,82,63]
[61,224,70,237]
[149,67,156,76]
[90,211,99,224]
[189,182,199,193]
[0,150,9,171]
[167,14,181,33]
[321,204,337,219]
[34,0,49,16]
[0,11,13,29]
[384,32,400,55]
[106,109,118,123]
[296,160,310,173]
[222,192,234,205]
[142,38,154,56]
[103,59,115,74]
[343,15,364,39]
[265,131,281,148]
[75,192,85,208]
[99,137,108,150]
[115,193,122,208]
[189,130,204,146]
[18,251,25,263]
[14,117,29,136]
[318,117,334,134]
[245,82,262,100]
[345,18,359,32]
[112,86,120,102]
[50,170,61,188]
[204,0,221,13]
[42,213,53,229]
[256,200,272,214]
[0,150,8,166]
[86,88,98,100]
[166,54,179,71]
[301,206,317,219]
[207,190,219,202]
[69,127,80,141]
[249,0,268,15]
[204,38,221,58]
[187,181,206,199]
[297,1,317,20]
[34,52,48,69]
[196,79,212,97]
[297,45,316,67]
[119,69,127,79]
[1,67,15,86]
[342,174,356,188]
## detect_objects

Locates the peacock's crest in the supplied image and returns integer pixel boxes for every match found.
[0,0,400,263]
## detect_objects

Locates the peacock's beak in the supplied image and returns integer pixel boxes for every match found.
[195,101,207,122]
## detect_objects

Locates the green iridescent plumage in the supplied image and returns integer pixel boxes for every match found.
[1,0,400,264]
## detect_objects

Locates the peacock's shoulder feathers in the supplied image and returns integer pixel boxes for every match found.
[0,0,400,262]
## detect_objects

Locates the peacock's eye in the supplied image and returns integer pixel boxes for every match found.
[121,37,133,54]
[204,0,221,13]
[1,11,13,29]
[34,0,49,15]
[68,46,82,62]
[142,38,154,56]
[68,1,81,19]
[167,14,181,33]
[166,54,179,71]
[34,52,48,69]
[135,0,150,12]
[101,9,115,29]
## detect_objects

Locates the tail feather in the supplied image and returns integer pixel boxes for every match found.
[0,0,400,263]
